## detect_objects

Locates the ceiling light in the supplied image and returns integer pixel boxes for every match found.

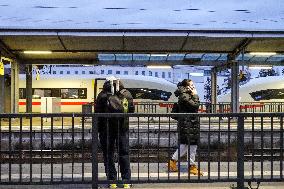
[248,66,272,70]
[189,72,204,76]
[147,65,172,69]
[23,51,52,54]
[249,52,276,56]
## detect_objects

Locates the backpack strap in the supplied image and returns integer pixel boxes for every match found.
[117,89,129,113]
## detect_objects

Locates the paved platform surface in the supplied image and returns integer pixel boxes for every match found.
[0,183,284,189]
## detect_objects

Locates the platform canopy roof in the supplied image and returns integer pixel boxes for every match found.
[0,0,284,66]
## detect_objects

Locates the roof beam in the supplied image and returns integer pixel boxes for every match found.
[57,33,68,51]
[0,39,17,59]
[12,49,239,54]
[227,38,252,60]
[20,59,284,66]
[0,29,284,37]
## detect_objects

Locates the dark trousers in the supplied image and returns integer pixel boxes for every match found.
[99,123,131,181]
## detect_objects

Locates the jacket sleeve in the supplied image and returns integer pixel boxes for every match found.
[127,91,135,113]
[95,92,107,113]
[178,93,200,109]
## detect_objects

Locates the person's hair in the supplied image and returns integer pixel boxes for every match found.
[181,79,192,87]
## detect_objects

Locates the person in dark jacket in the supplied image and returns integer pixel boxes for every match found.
[168,79,203,176]
[95,77,135,188]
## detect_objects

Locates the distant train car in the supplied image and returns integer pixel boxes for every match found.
[218,76,284,102]
[19,75,177,112]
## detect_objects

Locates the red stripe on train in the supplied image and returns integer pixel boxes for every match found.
[19,102,90,106]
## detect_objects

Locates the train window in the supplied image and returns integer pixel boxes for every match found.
[78,88,87,99]
[250,89,284,101]
[61,89,79,99]
[116,71,120,75]
[168,72,171,78]
[155,72,158,77]
[142,71,145,76]
[53,71,56,74]
[60,71,63,74]
[149,71,152,76]
[127,88,172,101]
[162,72,165,78]
[82,71,86,74]
[135,71,139,75]
[52,89,61,97]
[124,71,128,75]
[204,70,211,76]
[19,88,26,99]
[107,70,112,74]
[101,70,105,74]
[33,89,51,99]
[67,71,70,74]
[19,88,87,99]
[89,71,94,74]
[75,71,78,74]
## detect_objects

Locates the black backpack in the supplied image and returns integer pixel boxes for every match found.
[106,89,129,113]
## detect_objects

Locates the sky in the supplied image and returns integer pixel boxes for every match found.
[0,0,283,30]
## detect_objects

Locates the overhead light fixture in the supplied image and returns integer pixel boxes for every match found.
[147,65,172,69]
[248,65,272,70]
[23,51,52,54]
[249,52,276,56]
[189,72,204,76]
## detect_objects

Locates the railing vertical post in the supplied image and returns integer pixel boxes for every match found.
[92,114,99,189]
[237,115,245,189]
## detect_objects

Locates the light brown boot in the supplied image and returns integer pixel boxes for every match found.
[168,159,178,172]
[189,165,203,176]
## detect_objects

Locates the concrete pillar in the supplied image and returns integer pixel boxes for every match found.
[26,65,32,113]
[0,75,4,113]
[11,61,19,113]
[210,68,217,113]
[0,54,4,113]
[231,61,240,113]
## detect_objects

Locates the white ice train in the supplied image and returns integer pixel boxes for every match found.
[218,76,284,102]
[18,75,177,113]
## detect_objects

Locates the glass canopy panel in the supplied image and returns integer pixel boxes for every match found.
[250,56,270,62]
[150,54,168,61]
[98,54,115,61]
[266,54,284,62]
[185,54,204,59]
[217,54,228,61]
[133,54,150,61]
[236,54,255,61]
[201,54,222,61]
[167,54,185,61]
[115,54,133,61]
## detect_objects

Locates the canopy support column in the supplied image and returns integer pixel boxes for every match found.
[231,61,239,113]
[11,61,19,113]
[26,65,32,113]
[210,68,217,113]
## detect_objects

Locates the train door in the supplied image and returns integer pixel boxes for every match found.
[94,78,106,99]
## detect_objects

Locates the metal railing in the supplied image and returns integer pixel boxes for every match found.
[134,101,284,113]
[0,112,283,189]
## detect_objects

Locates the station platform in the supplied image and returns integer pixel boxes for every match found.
[0,183,284,189]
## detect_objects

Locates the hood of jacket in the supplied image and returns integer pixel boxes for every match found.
[103,80,125,93]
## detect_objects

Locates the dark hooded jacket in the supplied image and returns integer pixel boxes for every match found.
[95,80,135,132]
[175,86,200,145]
